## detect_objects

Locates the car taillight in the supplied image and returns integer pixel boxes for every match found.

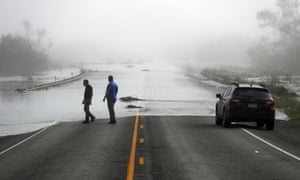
[265,100,275,110]
[230,98,241,103]
[229,98,241,109]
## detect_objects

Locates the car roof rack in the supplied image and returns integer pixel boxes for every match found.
[258,83,266,88]
[231,81,239,87]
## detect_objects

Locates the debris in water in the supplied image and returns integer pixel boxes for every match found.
[119,96,144,102]
[126,65,134,68]
[15,88,26,93]
[126,105,143,109]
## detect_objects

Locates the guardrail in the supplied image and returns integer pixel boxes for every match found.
[15,70,88,92]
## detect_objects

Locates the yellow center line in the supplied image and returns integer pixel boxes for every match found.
[126,113,139,180]
[139,157,145,165]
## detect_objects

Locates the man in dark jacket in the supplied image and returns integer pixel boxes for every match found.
[103,75,118,124]
[82,79,95,124]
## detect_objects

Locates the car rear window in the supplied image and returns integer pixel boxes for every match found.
[233,88,271,98]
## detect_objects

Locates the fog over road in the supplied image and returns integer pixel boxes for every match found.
[0,63,299,179]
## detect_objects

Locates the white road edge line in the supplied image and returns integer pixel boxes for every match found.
[241,128,300,161]
[0,126,51,156]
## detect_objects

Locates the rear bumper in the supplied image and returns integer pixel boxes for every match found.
[228,110,275,122]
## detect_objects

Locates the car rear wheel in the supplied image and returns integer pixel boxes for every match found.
[256,121,264,128]
[215,108,222,125]
[266,118,275,130]
[215,116,222,125]
[222,111,231,128]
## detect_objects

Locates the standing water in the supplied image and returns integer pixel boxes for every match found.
[0,63,219,137]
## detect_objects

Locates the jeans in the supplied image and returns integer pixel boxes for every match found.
[107,100,116,122]
[84,104,95,121]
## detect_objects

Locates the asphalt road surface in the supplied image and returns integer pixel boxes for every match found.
[0,116,300,180]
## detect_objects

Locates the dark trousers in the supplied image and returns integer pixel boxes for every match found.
[107,100,116,122]
[84,104,95,121]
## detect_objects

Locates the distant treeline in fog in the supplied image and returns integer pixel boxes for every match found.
[0,21,51,76]
[249,0,300,74]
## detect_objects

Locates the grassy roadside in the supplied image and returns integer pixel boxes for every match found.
[201,68,300,123]
[273,95,300,121]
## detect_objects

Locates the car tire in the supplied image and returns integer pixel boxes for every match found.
[256,121,264,128]
[215,116,222,125]
[215,108,222,125]
[266,118,275,130]
[222,110,231,128]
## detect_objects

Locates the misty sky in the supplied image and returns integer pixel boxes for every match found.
[0,0,276,63]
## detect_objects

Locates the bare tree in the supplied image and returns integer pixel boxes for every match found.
[249,0,300,74]
[0,21,52,76]
[257,0,300,39]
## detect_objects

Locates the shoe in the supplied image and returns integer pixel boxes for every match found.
[82,120,89,124]
[91,117,96,123]
[108,121,116,124]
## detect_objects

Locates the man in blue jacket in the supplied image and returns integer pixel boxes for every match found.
[103,75,118,124]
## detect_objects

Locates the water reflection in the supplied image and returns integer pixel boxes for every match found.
[0,63,218,136]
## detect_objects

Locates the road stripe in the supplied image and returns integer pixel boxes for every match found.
[242,128,300,161]
[126,113,139,180]
[0,126,51,156]
[139,157,145,165]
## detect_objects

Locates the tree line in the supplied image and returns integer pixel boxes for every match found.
[0,20,51,76]
[249,0,300,74]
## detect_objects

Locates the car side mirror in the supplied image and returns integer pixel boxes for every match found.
[216,93,221,99]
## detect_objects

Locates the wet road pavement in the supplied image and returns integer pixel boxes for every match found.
[136,116,300,180]
[0,116,299,180]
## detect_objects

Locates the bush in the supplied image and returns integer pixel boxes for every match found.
[274,95,300,121]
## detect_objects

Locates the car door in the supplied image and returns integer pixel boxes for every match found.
[217,87,232,116]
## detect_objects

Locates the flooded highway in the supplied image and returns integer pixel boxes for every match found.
[0,63,217,136]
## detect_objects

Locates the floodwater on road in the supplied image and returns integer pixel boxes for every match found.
[0,62,218,136]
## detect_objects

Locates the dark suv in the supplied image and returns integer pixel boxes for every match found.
[215,82,275,130]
